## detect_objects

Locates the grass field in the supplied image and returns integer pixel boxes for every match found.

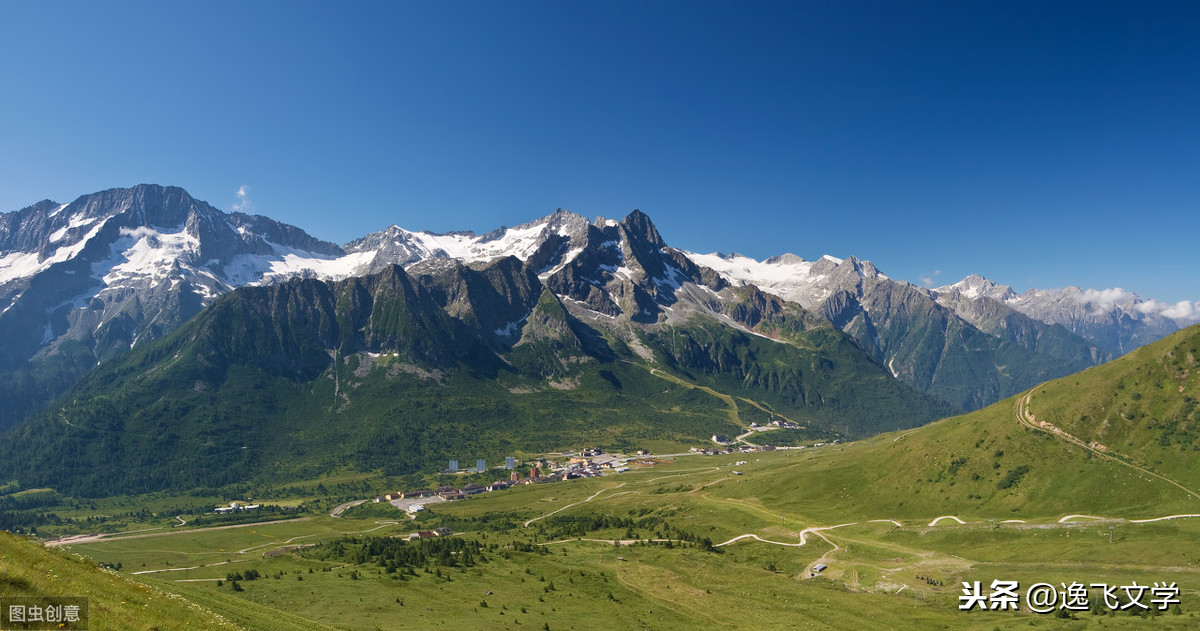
[43,438,1199,630]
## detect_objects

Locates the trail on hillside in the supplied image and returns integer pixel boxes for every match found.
[1014,389,1200,501]
[523,483,628,527]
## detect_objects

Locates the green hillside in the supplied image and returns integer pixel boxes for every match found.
[726,322,1200,523]
[0,531,240,630]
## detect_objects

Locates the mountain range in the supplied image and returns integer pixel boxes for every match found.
[1,184,1196,495]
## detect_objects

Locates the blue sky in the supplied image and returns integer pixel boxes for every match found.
[1,2,1197,303]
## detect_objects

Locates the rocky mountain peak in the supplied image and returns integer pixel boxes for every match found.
[938,273,1016,302]
[618,209,665,250]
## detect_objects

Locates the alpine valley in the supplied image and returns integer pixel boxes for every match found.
[0,185,1196,497]
[5,185,1200,631]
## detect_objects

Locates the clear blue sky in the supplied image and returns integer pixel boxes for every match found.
[2,2,1197,302]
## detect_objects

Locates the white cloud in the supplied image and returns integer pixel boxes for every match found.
[1076,287,1136,311]
[1075,288,1200,323]
[232,185,252,213]
[1136,298,1199,322]
[919,269,941,288]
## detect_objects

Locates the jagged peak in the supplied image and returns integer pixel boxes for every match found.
[815,254,886,280]
[618,209,665,249]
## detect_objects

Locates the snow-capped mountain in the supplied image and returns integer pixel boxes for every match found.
[0,185,346,428]
[223,208,597,285]
[682,251,1110,410]
[0,187,764,429]
[0,183,1190,430]
[936,274,1198,355]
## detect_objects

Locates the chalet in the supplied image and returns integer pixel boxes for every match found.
[437,489,465,500]
[488,481,509,491]
[462,483,486,495]
[712,434,731,444]
[403,489,433,499]
[434,527,452,537]
[417,530,437,539]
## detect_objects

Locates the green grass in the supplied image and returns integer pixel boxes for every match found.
[41,449,1199,629]
[18,325,1200,629]
[0,531,240,630]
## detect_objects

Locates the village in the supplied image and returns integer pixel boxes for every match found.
[363,438,814,519]
[211,434,831,521]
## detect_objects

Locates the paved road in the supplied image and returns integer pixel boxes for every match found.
[330,499,368,518]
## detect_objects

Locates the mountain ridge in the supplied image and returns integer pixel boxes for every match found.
[0,238,952,496]
[1,184,1193,431]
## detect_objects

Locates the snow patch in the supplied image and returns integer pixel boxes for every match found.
[0,218,106,285]
[684,251,834,307]
[653,263,684,290]
[0,251,42,284]
[102,226,200,286]
[538,246,584,280]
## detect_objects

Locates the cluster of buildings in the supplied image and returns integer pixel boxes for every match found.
[754,419,800,430]
[407,527,453,540]
[376,449,643,508]
[213,501,261,514]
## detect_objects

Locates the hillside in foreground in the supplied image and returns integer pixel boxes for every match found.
[0,530,243,630]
